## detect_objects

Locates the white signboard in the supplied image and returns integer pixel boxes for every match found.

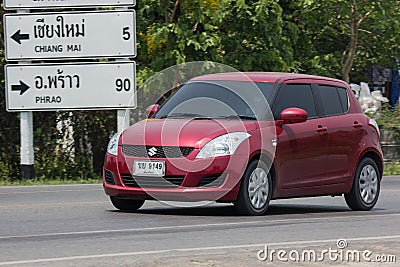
[5,62,136,111]
[4,10,136,60]
[4,0,136,9]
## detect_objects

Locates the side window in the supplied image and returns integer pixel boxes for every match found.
[274,84,317,119]
[337,87,349,112]
[318,85,343,116]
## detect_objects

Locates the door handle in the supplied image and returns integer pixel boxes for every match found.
[316,126,328,135]
[353,121,363,128]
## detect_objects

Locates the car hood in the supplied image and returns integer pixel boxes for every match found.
[120,118,258,148]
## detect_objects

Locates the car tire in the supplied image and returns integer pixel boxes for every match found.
[234,160,273,216]
[344,157,381,211]
[110,196,145,211]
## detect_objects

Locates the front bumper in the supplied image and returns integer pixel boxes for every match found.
[103,150,248,202]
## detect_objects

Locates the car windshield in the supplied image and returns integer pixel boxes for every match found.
[154,81,275,120]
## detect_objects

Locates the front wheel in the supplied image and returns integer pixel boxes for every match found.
[110,196,145,211]
[344,157,381,211]
[234,160,273,216]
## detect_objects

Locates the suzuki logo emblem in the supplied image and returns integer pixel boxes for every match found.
[148,147,157,157]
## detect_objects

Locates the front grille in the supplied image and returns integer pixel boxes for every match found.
[197,174,226,188]
[121,174,184,188]
[104,170,115,185]
[122,145,194,158]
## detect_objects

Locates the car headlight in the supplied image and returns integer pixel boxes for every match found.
[196,132,251,159]
[107,131,123,156]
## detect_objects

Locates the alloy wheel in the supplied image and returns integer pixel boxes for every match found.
[248,167,269,209]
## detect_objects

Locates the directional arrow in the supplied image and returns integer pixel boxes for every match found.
[11,30,30,44]
[11,81,30,95]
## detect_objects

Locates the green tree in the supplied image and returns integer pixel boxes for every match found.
[136,0,299,74]
[217,0,299,71]
[0,7,21,179]
[294,0,400,82]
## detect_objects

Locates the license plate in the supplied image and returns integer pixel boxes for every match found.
[133,160,165,176]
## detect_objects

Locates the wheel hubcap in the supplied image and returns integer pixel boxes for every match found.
[248,168,269,209]
[359,165,378,204]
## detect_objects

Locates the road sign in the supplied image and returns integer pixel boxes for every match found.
[4,10,136,61]
[5,62,136,111]
[4,0,136,9]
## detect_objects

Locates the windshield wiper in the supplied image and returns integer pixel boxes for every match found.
[214,115,257,120]
[158,113,212,119]
[158,113,256,120]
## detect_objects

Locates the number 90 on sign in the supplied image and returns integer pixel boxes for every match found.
[116,78,131,92]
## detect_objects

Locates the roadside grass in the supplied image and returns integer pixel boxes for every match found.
[384,161,400,176]
[0,177,102,186]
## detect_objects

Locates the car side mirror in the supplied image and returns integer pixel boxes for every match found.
[277,108,308,126]
[146,104,159,118]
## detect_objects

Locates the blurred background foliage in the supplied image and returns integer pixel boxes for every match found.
[1,0,400,181]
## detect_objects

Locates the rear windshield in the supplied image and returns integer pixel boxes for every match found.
[154,81,274,120]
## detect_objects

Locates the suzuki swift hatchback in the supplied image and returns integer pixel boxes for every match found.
[103,72,383,215]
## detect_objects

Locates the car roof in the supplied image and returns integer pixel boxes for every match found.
[190,72,346,85]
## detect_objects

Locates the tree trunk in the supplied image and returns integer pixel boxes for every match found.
[162,0,168,23]
[342,1,358,83]
[171,0,180,23]
[342,0,376,83]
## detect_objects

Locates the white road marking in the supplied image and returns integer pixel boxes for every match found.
[0,235,399,266]
[0,201,109,208]
[382,177,400,181]
[0,213,399,240]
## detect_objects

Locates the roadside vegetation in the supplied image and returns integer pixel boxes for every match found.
[0,178,102,186]
[375,104,400,143]
[1,0,400,183]
[375,104,400,175]
[384,161,400,176]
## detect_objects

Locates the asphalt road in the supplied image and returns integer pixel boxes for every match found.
[0,176,399,266]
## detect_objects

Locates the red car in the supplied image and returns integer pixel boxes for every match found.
[103,72,383,215]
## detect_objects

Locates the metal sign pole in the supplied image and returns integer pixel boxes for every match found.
[117,109,130,132]
[116,6,132,132]
[20,111,34,179]
[17,9,34,179]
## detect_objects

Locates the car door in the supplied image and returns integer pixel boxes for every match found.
[273,82,329,189]
[316,85,363,184]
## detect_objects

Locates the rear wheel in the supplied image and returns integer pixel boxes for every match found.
[110,196,145,211]
[344,157,380,211]
[234,160,273,216]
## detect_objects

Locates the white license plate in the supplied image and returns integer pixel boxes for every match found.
[133,160,165,176]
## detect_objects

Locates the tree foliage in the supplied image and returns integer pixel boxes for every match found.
[292,0,400,82]
[136,0,299,73]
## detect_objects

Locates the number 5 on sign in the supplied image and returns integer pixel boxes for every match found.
[123,27,131,40]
